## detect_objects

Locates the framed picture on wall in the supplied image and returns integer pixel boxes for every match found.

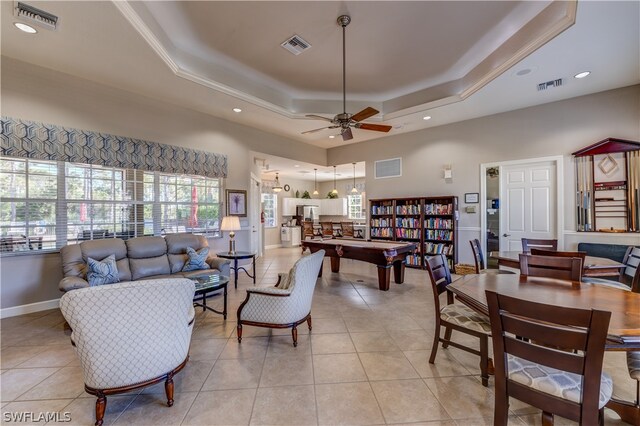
[226,189,247,217]
[464,193,479,204]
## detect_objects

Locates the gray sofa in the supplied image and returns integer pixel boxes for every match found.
[59,233,231,292]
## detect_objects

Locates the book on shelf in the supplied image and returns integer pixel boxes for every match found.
[371,205,393,215]
[396,204,421,215]
[425,229,453,241]
[395,217,421,228]
[424,218,452,229]
[424,242,452,255]
[424,203,453,215]
[395,228,421,239]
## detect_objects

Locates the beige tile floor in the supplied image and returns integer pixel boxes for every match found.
[0,247,635,425]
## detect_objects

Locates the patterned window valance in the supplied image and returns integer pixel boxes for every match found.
[0,116,227,178]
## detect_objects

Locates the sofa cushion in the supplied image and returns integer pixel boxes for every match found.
[125,236,171,280]
[577,243,636,263]
[87,254,120,286]
[165,233,209,273]
[182,247,210,272]
[80,239,132,282]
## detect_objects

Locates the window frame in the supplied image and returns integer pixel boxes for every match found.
[261,193,278,228]
[347,194,365,220]
[0,157,223,255]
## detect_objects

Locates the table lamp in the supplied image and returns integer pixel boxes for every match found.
[221,216,241,254]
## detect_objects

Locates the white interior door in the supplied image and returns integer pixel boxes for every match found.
[249,176,262,257]
[500,161,556,251]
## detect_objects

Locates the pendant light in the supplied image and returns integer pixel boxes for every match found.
[331,166,338,195]
[351,162,358,193]
[273,172,283,193]
[313,168,319,195]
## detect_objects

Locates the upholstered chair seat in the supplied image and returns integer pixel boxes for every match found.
[507,355,613,409]
[440,304,492,334]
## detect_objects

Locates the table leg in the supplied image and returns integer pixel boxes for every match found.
[393,261,405,284]
[377,265,391,291]
[330,257,341,273]
[318,259,323,277]
[252,255,256,284]
[201,293,206,312]
[605,398,639,425]
[234,258,239,289]
[223,284,228,320]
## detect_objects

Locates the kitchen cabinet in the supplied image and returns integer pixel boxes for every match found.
[319,198,347,216]
[282,198,320,216]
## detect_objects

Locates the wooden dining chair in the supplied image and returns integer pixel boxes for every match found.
[302,221,315,239]
[426,254,492,387]
[469,239,515,275]
[340,222,354,238]
[519,254,583,281]
[320,222,334,238]
[521,238,558,252]
[530,248,587,262]
[486,290,612,426]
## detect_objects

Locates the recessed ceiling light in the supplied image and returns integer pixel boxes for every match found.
[329,135,335,139]
[232,108,242,113]
[574,71,591,79]
[515,68,532,76]
[294,165,300,168]
[423,116,432,121]
[14,22,37,33]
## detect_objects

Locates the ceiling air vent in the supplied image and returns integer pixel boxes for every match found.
[281,35,311,55]
[375,158,402,179]
[14,2,58,30]
[537,78,563,91]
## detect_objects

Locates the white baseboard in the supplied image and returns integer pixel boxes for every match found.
[1,298,60,319]
[265,244,282,250]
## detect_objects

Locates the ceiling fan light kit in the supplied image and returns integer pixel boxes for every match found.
[302,15,392,141]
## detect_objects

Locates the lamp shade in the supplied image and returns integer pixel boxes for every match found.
[221,216,241,231]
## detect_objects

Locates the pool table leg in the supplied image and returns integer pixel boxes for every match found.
[377,265,391,291]
[330,257,341,273]
[393,261,405,284]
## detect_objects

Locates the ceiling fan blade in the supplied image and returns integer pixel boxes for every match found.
[341,127,353,141]
[305,114,334,122]
[355,123,392,133]
[350,107,379,122]
[301,125,339,134]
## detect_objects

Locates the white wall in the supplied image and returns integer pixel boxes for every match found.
[327,85,640,262]
[0,57,325,311]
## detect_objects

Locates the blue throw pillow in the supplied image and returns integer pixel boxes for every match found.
[182,247,210,272]
[87,254,120,286]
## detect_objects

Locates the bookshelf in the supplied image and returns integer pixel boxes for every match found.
[369,196,458,269]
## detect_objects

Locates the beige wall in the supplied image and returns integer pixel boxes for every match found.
[0,57,326,311]
[327,85,640,261]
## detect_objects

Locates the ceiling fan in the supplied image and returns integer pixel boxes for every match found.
[302,15,392,141]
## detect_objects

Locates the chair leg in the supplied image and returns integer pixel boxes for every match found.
[292,325,298,347]
[493,392,509,426]
[237,324,243,343]
[442,326,453,349]
[307,316,312,331]
[429,325,440,364]
[541,411,554,426]
[165,372,174,407]
[598,408,605,426]
[480,335,489,387]
[95,393,106,426]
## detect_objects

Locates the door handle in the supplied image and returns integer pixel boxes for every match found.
[502,233,511,237]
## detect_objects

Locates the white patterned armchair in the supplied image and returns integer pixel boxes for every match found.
[59,278,196,426]
[237,250,324,347]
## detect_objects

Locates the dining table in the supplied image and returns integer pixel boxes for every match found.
[449,273,640,424]
[489,250,624,277]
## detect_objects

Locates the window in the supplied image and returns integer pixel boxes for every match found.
[0,156,222,254]
[261,193,277,228]
[348,194,365,220]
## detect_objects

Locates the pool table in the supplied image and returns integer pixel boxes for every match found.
[301,238,418,291]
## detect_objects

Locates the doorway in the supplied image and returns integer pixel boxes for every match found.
[480,156,564,267]
[249,174,262,257]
